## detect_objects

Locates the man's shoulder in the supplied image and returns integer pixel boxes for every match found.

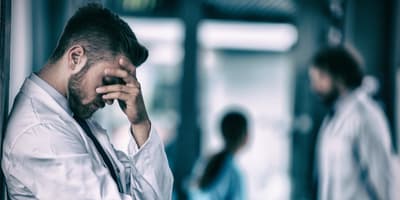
[353,95,387,122]
[7,92,69,132]
[339,94,390,134]
[3,119,85,160]
[8,77,72,127]
[4,96,80,156]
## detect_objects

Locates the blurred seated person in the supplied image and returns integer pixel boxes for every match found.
[188,111,249,200]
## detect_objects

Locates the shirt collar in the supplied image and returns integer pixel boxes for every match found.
[30,73,73,116]
[332,87,362,114]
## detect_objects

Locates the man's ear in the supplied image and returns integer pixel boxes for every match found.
[67,45,87,74]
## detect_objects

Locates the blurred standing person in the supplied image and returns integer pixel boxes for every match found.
[309,45,393,200]
[188,111,249,200]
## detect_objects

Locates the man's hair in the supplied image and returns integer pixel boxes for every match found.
[49,3,148,67]
[312,45,364,89]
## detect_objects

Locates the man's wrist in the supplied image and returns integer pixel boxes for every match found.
[130,119,151,148]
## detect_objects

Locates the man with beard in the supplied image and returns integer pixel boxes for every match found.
[309,45,393,200]
[2,4,172,200]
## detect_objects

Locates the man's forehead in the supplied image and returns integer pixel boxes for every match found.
[92,55,136,73]
[95,59,120,69]
[309,66,321,75]
[101,56,122,68]
[310,66,329,76]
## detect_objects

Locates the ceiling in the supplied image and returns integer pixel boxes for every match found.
[203,0,297,21]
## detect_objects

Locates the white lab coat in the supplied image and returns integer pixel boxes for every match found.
[316,88,393,200]
[2,76,173,200]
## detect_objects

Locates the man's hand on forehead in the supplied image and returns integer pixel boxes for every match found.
[118,56,136,76]
[102,57,139,87]
[96,55,144,114]
[96,53,150,145]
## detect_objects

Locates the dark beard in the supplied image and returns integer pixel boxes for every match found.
[320,86,339,107]
[67,65,102,119]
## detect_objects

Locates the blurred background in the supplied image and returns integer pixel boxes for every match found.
[1,0,399,199]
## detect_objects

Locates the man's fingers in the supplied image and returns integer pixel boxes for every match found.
[119,57,136,76]
[96,84,125,94]
[97,57,142,108]
[101,91,131,101]
[96,84,139,94]
[104,68,135,84]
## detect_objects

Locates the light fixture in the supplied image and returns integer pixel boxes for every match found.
[198,20,298,52]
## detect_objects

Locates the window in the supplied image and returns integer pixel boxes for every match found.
[198,20,297,200]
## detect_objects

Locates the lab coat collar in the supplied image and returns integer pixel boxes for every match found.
[332,87,364,117]
[21,74,74,117]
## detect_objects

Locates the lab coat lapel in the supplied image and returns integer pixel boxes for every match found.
[86,119,128,193]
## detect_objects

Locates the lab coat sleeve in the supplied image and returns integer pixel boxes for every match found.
[114,127,173,200]
[2,122,125,200]
[355,120,393,200]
